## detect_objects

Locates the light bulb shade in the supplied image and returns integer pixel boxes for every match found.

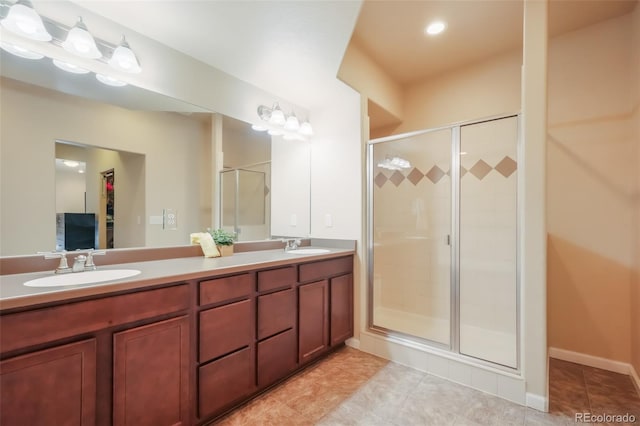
[299,121,313,136]
[52,59,90,74]
[96,73,127,87]
[251,124,268,131]
[1,41,43,59]
[284,114,300,131]
[62,17,102,59]
[269,104,286,126]
[1,0,52,41]
[108,36,141,73]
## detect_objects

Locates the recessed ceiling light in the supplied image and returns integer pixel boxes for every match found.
[425,21,446,36]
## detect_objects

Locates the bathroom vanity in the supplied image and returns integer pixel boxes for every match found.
[0,247,354,426]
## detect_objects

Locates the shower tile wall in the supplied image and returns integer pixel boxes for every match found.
[372,129,451,344]
[459,117,518,367]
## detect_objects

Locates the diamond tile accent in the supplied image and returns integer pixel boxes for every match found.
[407,167,424,185]
[495,156,517,178]
[389,171,405,186]
[426,166,445,184]
[374,172,388,188]
[460,166,467,177]
[469,160,492,180]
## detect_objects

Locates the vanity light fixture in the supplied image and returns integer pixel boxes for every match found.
[254,103,313,140]
[425,20,446,36]
[62,16,101,59]
[0,41,43,59]
[251,124,268,131]
[299,120,313,136]
[269,102,286,126]
[108,35,141,74]
[0,0,51,41]
[62,160,79,168]
[0,1,142,83]
[284,112,300,131]
[52,58,90,74]
[96,73,126,87]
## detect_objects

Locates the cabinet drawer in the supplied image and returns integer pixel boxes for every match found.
[257,266,296,293]
[257,329,297,388]
[1,284,190,353]
[198,347,255,419]
[257,288,295,340]
[298,256,353,283]
[199,273,254,306]
[199,299,253,362]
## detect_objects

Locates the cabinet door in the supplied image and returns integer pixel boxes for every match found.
[1,338,97,426]
[298,280,329,364]
[330,273,354,346]
[113,316,189,426]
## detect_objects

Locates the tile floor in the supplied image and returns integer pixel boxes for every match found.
[213,347,640,425]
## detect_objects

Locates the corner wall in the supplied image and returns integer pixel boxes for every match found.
[630,2,640,381]
[546,11,636,365]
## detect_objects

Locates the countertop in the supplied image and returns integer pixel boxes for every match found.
[0,247,354,312]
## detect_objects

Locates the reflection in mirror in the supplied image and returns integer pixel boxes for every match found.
[54,141,145,251]
[1,47,312,256]
[220,116,271,241]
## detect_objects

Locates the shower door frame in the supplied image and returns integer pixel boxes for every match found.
[366,113,522,372]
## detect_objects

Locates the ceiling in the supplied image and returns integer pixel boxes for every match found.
[66,0,636,111]
[351,0,638,87]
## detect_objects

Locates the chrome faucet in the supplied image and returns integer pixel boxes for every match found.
[39,251,71,274]
[72,255,87,272]
[39,249,106,274]
[84,249,106,271]
[284,239,302,251]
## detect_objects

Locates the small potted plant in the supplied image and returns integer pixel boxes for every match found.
[208,228,235,257]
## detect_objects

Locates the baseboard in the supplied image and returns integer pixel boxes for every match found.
[631,364,640,394]
[345,337,360,349]
[526,393,548,412]
[548,347,632,375]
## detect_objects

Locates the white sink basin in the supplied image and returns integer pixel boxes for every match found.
[24,269,141,287]
[286,248,331,255]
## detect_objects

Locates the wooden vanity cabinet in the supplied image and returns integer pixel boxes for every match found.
[0,283,191,426]
[0,252,354,426]
[0,338,97,426]
[298,256,354,365]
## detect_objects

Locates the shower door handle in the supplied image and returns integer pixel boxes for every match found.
[446,235,451,245]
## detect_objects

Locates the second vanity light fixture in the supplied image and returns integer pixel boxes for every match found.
[0,0,142,87]
[253,102,313,141]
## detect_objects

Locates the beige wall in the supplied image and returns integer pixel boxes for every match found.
[395,49,522,133]
[547,11,637,363]
[631,3,640,377]
[338,42,404,125]
[0,78,212,255]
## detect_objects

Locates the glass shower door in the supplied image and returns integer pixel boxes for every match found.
[459,116,519,367]
[370,129,452,345]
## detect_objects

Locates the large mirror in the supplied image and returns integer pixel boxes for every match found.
[0,50,311,256]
